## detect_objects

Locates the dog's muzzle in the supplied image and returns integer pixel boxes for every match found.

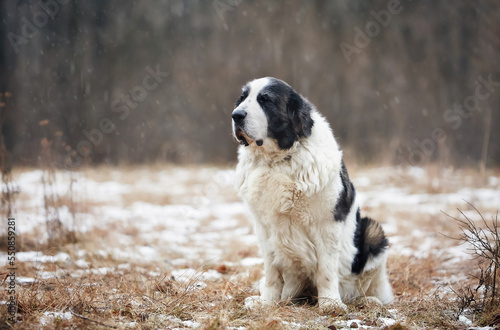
[232,109,263,147]
[232,109,249,146]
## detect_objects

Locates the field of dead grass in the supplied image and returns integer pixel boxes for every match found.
[1,164,499,329]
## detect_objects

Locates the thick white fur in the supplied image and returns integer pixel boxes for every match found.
[235,100,393,309]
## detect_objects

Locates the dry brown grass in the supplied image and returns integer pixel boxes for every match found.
[0,246,475,329]
[2,164,499,329]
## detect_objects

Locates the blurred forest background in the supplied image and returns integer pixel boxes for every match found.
[0,0,499,169]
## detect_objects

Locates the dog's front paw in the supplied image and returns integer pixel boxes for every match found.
[318,298,348,314]
[260,282,281,303]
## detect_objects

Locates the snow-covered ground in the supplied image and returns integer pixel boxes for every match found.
[14,166,498,264]
[3,165,499,328]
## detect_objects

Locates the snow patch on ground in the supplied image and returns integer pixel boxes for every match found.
[240,257,263,266]
[40,311,72,326]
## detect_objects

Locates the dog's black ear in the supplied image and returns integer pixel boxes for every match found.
[287,90,314,137]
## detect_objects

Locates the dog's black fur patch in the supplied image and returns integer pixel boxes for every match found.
[257,78,314,150]
[351,212,389,274]
[333,161,356,222]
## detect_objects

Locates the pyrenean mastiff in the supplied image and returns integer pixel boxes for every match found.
[232,77,393,311]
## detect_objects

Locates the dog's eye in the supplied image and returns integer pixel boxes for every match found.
[258,94,270,103]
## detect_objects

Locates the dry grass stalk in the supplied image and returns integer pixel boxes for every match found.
[447,203,500,325]
[39,120,77,249]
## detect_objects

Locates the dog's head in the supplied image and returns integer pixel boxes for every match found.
[232,77,314,150]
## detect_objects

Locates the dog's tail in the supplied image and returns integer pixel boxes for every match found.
[351,215,389,274]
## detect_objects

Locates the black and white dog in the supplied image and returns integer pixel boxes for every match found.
[232,77,393,310]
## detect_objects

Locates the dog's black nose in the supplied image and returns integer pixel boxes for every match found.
[232,110,247,123]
